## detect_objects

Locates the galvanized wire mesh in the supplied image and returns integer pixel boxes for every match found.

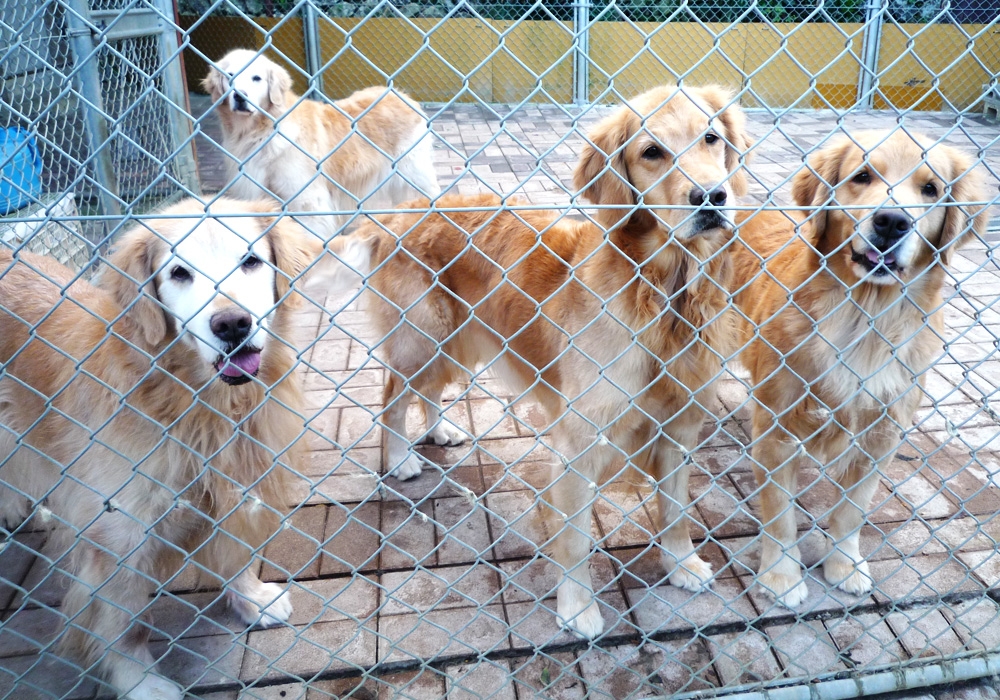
[2,0,1000,699]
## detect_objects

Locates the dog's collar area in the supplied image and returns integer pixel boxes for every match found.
[215,347,263,385]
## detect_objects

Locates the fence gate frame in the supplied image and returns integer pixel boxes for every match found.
[62,0,198,226]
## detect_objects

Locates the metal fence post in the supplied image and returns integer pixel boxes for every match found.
[857,0,884,109]
[573,0,591,105]
[154,0,200,195]
[62,0,122,227]
[303,1,324,97]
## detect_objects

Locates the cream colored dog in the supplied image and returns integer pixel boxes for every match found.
[0,198,319,699]
[203,49,441,237]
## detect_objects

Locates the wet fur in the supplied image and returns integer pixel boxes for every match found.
[732,130,989,607]
[0,198,318,698]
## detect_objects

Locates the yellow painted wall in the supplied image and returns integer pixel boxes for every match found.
[181,16,999,110]
[316,18,495,102]
[876,23,1000,110]
[180,16,309,95]
[586,22,742,101]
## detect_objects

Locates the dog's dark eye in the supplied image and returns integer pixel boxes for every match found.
[922,182,939,198]
[852,170,871,185]
[704,133,719,145]
[251,75,262,82]
[170,266,192,283]
[642,145,663,160]
[242,254,263,271]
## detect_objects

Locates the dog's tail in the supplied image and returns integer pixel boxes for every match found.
[303,226,385,298]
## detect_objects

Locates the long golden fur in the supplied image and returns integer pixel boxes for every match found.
[0,198,319,699]
[202,49,441,237]
[310,84,751,638]
[733,130,989,607]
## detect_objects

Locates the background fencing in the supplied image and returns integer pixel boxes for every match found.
[2,0,1000,698]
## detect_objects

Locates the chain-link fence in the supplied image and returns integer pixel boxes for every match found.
[2,1,1000,699]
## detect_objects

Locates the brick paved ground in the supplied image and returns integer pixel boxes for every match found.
[1,94,999,699]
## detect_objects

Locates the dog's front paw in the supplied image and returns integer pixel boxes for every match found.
[824,555,873,596]
[227,582,293,628]
[425,419,466,447]
[556,596,604,639]
[665,552,714,592]
[256,586,294,628]
[121,673,183,700]
[389,453,424,481]
[555,578,604,638]
[758,569,808,608]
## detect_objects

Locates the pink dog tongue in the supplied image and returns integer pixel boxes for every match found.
[218,350,261,377]
[866,250,895,266]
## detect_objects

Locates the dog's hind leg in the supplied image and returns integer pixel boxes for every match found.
[417,375,466,448]
[381,372,423,481]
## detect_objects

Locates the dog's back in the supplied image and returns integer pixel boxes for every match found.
[319,194,596,402]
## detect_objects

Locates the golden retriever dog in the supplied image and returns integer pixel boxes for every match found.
[0,198,318,698]
[309,85,751,637]
[733,130,988,607]
[202,49,441,237]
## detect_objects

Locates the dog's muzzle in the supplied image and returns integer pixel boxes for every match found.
[688,186,731,234]
[230,92,252,113]
[851,209,912,278]
[692,209,731,234]
[211,308,261,385]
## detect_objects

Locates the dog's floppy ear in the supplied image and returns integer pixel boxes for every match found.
[267,60,292,112]
[792,136,851,242]
[937,145,989,265]
[573,106,641,232]
[699,85,750,197]
[99,225,169,348]
[201,59,227,102]
[265,215,323,305]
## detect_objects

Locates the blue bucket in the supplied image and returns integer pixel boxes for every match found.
[1,127,43,216]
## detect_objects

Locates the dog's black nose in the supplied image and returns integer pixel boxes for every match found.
[233,93,248,109]
[872,210,911,241]
[211,309,252,346]
[689,186,728,207]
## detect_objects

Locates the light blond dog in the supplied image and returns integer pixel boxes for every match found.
[733,130,988,607]
[310,84,751,637]
[0,198,319,699]
[202,49,441,237]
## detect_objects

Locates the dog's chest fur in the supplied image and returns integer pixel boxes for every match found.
[222,117,305,199]
[812,291,938,412]
[565,246,732,429]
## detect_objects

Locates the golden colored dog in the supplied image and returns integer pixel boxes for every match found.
[0,198,318,698]
[733,130,988,607]
[310,85,750,637]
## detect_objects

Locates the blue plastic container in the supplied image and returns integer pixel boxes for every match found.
[1,127,43,215]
